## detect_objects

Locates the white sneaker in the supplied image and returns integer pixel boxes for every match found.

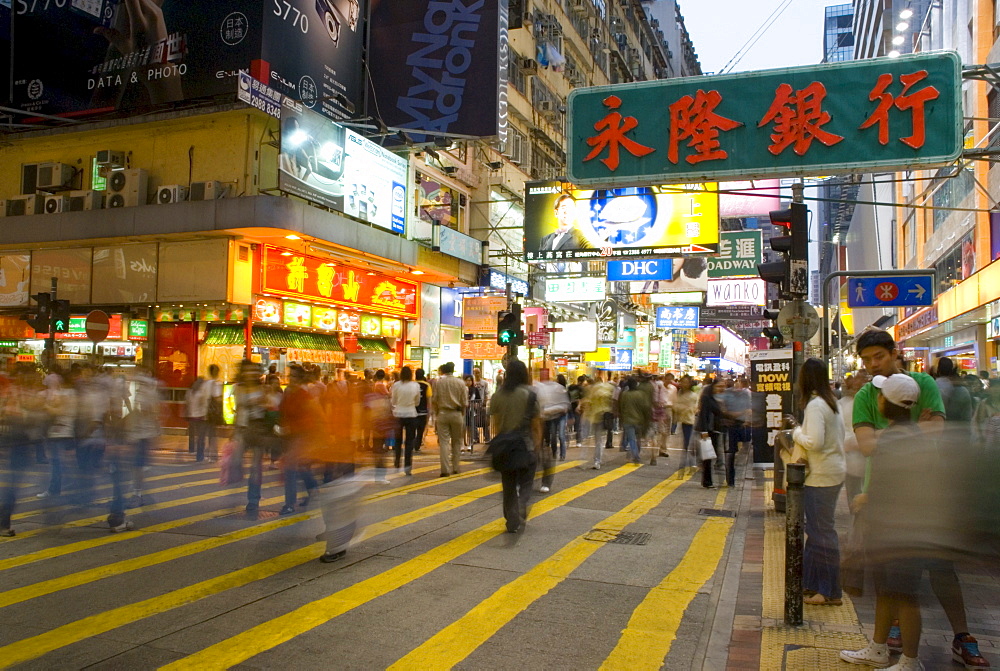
[840,642,890,668]
[885,656,923,670]
[539,485,550,493]
[36,491,51,499]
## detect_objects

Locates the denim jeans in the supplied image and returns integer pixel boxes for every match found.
[623,425,640,462]
[284,458,319,508]
[0,441,30,530]
[46,437,76,495]
[394,416,419,470]
[556,414,568,459]
[803,483,843,599]
[501,465,535,532]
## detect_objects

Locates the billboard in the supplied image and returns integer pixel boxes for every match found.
[462,296,507,335]
[706,278,767,306]
[368,0,509,140]
[656,306,699,329]
[719,180,782,218]
[524,180,719,263]
[279,103,407,234]
[10,0,366,121]
[627,257,708,294]
[545,277,605,303]
[92,244,158,304]
[708,231,763,278]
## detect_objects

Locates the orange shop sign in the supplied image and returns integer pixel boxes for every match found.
[261,247,418,318]
[460,339,507,360]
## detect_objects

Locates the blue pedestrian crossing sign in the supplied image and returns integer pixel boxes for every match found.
[847,275,934,308]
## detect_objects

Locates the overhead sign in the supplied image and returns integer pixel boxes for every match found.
[279,104,408,234]
[368,0,508,141]
[568,52,962,185]
[707,278,767,306]
[260,247,419,318]
[484,269,529,296]
[708,230,763,278]
[524,180,720,262]
[607,259,674,281]
[628,257,708,293]
[847,274,935,308]
[700,305,765,322]
[462,296,508,335]
[552,321,598,353]
[656,306,700,329]
[545,277,606,303]
[461,340,507,360]
[649,291,704,304]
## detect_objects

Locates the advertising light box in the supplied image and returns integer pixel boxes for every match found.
[279,104,408,235]
[707,278,767,306]
[552,321,599,353]
[545,277,606,303]
[524,180,719,262]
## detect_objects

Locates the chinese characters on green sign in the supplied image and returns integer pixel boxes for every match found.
[708,231,763,278]
[568,52,962,185]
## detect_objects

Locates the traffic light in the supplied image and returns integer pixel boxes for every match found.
[24,292,52,333]
[762,308,784,348]
[757,203,808,297]
[496,303,524,346]
[52,300,71,333]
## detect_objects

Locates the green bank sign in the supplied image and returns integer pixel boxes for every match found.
[568,52,962,186]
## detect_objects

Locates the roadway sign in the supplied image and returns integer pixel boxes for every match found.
[847,275,934,308]
[85,310,111,343]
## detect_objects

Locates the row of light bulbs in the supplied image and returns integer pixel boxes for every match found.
[887,7,915,58]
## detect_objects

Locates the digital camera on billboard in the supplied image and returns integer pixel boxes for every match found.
[68,0,120,28]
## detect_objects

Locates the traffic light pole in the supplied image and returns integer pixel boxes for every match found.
[44,276,57,370]
[505,282,518,364]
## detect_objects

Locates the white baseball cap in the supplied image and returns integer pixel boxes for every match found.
[872,373,919,408]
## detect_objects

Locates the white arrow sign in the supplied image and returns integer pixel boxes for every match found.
[908,285,927,300]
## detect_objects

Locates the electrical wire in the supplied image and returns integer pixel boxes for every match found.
[719,0,796,74]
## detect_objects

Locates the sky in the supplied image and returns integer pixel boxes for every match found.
[677,0,838,75]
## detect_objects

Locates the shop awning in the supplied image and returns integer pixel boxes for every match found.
[205,326,343,351]
[357,337,391,353]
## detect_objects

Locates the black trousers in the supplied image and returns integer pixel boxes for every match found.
[501,465,534,532]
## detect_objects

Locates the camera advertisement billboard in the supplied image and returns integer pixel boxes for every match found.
[524,180,719,263]
[9,0,366,122]
[279,103,407,234]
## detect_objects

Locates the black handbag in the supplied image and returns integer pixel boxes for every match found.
[486,430,535,472]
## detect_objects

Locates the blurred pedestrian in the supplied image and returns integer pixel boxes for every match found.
[585,373,614,469]
[789,358,845,606]
[235,360,270,513]
[391,366,420,475]
[432,362,466,477]
[674,375,699,465]
[278,365,320,515]
[0,365,45,536]
[695,378,722,488]
[488,359,540,534]
[414,368,431,453]
[618,377,651,464]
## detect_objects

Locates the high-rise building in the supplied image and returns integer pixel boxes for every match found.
[823,3,855,62]
[852,0,931,59]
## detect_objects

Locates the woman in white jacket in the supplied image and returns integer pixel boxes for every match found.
[790,358,846,606]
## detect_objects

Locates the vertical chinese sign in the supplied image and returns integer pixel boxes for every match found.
[749,349,794,464]
[568,52,962,185]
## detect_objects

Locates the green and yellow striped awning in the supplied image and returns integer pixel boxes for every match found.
[357,338,391,352]
[205,326,343,351]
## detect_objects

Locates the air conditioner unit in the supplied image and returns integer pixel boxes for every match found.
[156,184,188,204]
[107,168,149,208]
[43,195,72,214]
[189,180,226,201]
[519,58,538,75]
[96,150,127,169]
[68,190,105,211]
[570,0,588,13]
[539,100,554,112]
[36,162,75,191]
[4,194,45,216]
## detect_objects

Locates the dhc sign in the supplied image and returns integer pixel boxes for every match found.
[606,259,674,281]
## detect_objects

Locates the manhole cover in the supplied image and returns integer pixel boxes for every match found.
[224,510,280,520]
[699,508,736,518]
[583,530,651,545]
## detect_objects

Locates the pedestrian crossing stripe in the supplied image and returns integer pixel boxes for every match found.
[0,462,584,666]
[0,465,544,607]
[160,464,643,671]
[600,488,734,670]
[14,467,218,506]
[388,468,697,669]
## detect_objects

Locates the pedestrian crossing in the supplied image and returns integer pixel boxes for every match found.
[0,447,737,669]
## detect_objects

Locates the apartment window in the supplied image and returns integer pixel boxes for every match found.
[933,232,976,294]
[510,50,528,96]
[931,166,974,231]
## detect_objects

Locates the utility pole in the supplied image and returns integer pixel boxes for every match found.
[789,183,806,393]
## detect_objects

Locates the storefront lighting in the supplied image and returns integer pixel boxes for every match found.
[285,234,301,240]
[281,251,292,256]
[411,270,425,275]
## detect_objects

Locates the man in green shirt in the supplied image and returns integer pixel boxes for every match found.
[841,328,989,671]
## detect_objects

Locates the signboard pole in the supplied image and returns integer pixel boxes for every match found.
[504,282,519,365]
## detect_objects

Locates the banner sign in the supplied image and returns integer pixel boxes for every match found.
[439,287,463,328]
[635,324,649,366]
[260,246,418,317]
[700,305,765,322]
[545,277,606,302]
[368,0,508,141]
[279,103,407,234]
[462,296,507,335]
[607,259,674,281]
[708,230,763,278]
[440,226,483,265]
[484,268,529,296]
[750,349,794,463]
[707,278,767,306]
[524,180,719,262]
[461,339,507,360]
[237,71,283,119]
[568,52,962,185]
[656,306,699,329]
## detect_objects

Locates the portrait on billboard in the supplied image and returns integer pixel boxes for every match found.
[525,180,719,262]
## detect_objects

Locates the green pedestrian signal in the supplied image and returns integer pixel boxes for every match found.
[52,300,71,333]
[496,306,524,346]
